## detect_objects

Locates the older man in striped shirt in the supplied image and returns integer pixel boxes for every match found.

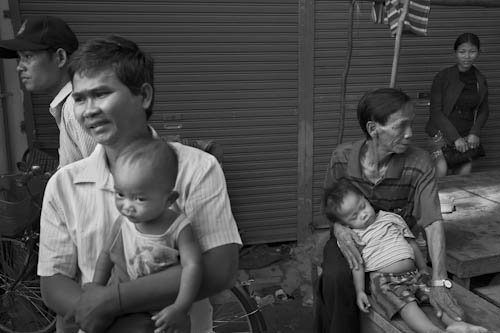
[0,16,97,166]
[315,88,464,333]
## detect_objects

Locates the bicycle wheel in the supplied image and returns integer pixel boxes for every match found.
[0,238,56,333]
[211,285,266,333]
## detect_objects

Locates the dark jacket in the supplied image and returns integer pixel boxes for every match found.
[425,65,489,143]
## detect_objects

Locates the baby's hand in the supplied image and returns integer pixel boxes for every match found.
[151,304,190,333]
[356,291,371,313]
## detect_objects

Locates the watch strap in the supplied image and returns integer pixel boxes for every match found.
[430,279,452,288]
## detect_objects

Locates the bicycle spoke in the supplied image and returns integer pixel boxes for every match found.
[0,238,55,333]
[211,286,266,333]
[17,293,53,327]
[0,283,55,332]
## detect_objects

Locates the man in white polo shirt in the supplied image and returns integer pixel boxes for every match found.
[0,15,96,166]
[38,35,242,332]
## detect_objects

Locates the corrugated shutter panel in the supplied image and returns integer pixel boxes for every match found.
[313,1,500,227]
[17,0,300,244]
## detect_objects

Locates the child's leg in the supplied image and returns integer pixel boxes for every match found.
[441,312,488,333]
[399,301,444,333]
[434,153,448,177]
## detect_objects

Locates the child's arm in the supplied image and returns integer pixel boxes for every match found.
[408,238,429,272]
[152,224,202,332]
[93,251,113,285]
[352,267,371,313]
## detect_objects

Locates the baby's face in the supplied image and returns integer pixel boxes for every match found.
[114,167,172,224]
[337,192,376,229]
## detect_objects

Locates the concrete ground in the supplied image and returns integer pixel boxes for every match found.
[237,230,330,332]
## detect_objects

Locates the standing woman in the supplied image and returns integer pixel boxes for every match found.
[425,33,489,177]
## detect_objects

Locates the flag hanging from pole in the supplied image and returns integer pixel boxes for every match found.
[385,0,431,37]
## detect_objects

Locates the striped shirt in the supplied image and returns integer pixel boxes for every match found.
[353,211,415,272]
[323,139,442,230]
[38,142,242,284]
[49,82,97,167]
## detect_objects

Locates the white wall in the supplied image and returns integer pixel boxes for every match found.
[0,1,28,172]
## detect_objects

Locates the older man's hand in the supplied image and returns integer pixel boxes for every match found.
[429,286,464,321]
[71,282,121,333]
[333,223,365,270]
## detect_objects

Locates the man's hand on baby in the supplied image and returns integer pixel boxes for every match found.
[429,286,464,322]
[334,223,365,270]
[71,282,121,333]
[356,291,371,313]
[151,304,190,333]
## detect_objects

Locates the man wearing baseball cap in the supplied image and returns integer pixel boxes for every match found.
[0,15,96,166]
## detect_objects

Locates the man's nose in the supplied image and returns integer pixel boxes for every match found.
[16,61,25,72]
[404,126,413,139]
[82,99,99,117]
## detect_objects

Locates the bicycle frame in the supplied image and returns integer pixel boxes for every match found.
[0,163,57,333]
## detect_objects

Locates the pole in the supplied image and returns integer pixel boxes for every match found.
[390,0,410,88]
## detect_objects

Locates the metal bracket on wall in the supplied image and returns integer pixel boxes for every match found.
[163,113,183,130]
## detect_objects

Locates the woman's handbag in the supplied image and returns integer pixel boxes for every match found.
[441,144,485,168]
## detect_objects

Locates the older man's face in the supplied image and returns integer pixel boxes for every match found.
[375,104,415,154]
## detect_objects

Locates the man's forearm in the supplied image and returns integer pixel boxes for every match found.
[197,243,239,298]
[425,220,448,279]
[119,243,239,314]
[41,275,82,316]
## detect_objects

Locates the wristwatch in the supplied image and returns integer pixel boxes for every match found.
[430,279,453,289]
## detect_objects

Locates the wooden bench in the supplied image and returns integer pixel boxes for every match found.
[438,172,500,290]
[474,284,500,308]
[362,282,500,332]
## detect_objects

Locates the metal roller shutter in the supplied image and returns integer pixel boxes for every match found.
[14,0,300,244]
[313,1,500,227]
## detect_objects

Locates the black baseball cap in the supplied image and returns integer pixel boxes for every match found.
[0,16,78,58]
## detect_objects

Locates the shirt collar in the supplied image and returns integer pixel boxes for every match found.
[49,81,72,110]
[73,144,113,190]
[347,139,405,180]
[73,126,160,189]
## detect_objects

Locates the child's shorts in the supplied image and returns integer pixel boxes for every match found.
[369,269,431,320]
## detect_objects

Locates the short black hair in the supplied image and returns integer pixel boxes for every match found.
[454,32,481,51]
[69,35,155,119]
[357,88,412,139]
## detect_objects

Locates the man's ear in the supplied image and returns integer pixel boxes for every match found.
[140,82,154,110]
[54,48,69,68]
[366,121,378,138]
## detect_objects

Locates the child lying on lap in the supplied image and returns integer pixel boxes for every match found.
[322,180,488,333]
